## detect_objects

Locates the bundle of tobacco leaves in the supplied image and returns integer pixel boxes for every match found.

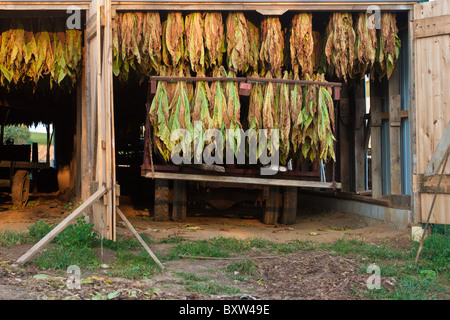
[204,12,226,70]
[247,80,264,158]
[290,13,314,76]
[261,71,278,156]
[224,70,243,158]
[354,12,378,79]
[112,12,162,80]
[191,70,213,160]
[168,66,194,160]
[324,12,356,82]
[162,12,186,69]
[185,12,205,74]
[209,66,227,134]
[226,12,250,74]
[260,17,284,76]
[0,18,82,90]
[299,74,320,161]
[278,71,292,165]
[149,66,171,161]
[247,20,261,75]
[294,73,335,162]
[289,73,304,155]
[316,74,335,162]
[374,12,401,80]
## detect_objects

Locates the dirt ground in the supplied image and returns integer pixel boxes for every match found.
[0,192,410,300]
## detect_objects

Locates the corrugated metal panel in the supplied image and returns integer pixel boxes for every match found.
[399,28,411,195]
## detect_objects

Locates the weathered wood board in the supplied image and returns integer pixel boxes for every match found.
[414,0,450,224]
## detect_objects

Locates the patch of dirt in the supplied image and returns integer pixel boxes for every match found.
[0,192,408,300]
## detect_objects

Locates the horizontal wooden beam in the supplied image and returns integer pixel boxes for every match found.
[0,161,50,169]
[144,171,341,189]
[381,110,409,120]
[112,2,415,12]
[414,14,450,39]
[0,2,90,10]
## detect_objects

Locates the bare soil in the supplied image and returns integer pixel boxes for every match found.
[0,192,409,300]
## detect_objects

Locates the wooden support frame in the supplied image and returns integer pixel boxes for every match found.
[116,208,164,269]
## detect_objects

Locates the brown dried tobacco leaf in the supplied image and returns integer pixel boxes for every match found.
[324,12,356,82]
[354,12,377,79]
[290,13,314,76]
[164,12,185,68]
[260,17,284,75]
[185,12,205,73]
[226,12,249,74]
[204,12,225,69]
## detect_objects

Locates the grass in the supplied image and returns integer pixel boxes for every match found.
[29,131,49,146]
[2,219,449,299]
[225,259,260,281]
[175,271,241,295]
[0,230,31,247]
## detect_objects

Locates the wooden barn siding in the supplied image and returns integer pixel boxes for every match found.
[414,0,450,225]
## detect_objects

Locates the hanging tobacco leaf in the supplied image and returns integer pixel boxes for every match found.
[260,17,283,76]
[354,12,378,79]
[226,12,249,74]
[185,12,205,74]
[375,12,401,80]
[204,12,225,70]
[164,12,186,69]
[278,71,291,165]
[324,12,356,82]
[290,13,314,76]
[247,20,261,75]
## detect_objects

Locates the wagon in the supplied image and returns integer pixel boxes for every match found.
[0,111,52,207]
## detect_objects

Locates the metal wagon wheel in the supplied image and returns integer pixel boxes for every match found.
[11,170,30,207]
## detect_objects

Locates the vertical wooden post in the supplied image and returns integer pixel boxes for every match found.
[354,80,366,192]
[80,42,90,201]
[370,82,383,199]
[339,86,351,192]
[389,67,402,195]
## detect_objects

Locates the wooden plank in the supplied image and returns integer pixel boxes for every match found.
[414,14,450,39]
[354,80,366,192]
[144,171,341,189]
[16,187,107,264]
[424,122,450,177]
[112,2,415,13]
[339,90,351,192]
[0,161,49,169]
[414,0,450,224]
[116,208,164,269]
[389,67,402,195]
[370,82,383,199]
